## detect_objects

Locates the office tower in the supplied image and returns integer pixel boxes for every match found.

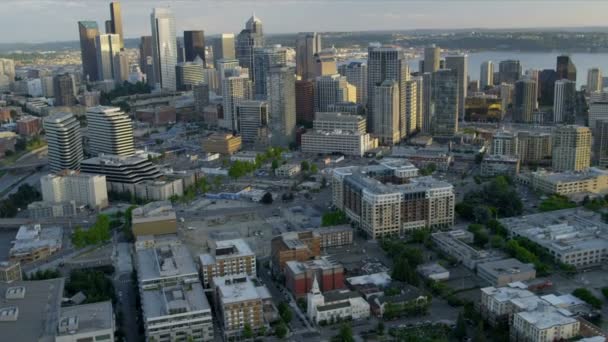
[114,51,129,83]
[539,69,558,106]
[139,36,153,81]
[104,20,113,34]
[412,76,424,131]
[421,72,432,133]
[236,15,264,80]
[313,49,338,78]
[237,100,269,147]
[43,112,83,172]
[296,32,322,81]
[203,68,219,93]
[41,76,54,98]
[295,80,315,124]
[193,84,210,114]
[95,34,121,81]
[498,60,522,84]
[468,80,479,93]
[587,68,603,94]
[176,38,185,63]
[556,55,576,82]
[86,106,135,157]
[150,8,177,91]
[595,120,608,167]
[221,74,252,131]
[373,80,400,145]
[77,21,99,82]
[431,69,459,137]
[213,33,236,66]
[444,54,468,121]
[216,58,240,96]
[0,58,15,84]
[404,79,418,134]
[183,30,206,65]
[525,69,540,100]
[513,79,538,123]
[588,96,608,138]
[480,61,494,90]
[500,83,514,117]
[176,58,205,91]
[252,45,287,99]
[314,74,349,113]
[267,67,296,147]
[338,61,368,106]
[109,2,124,49]
[553,79,577,123]
[552,125,591,172]
[424,45,440,73]
[53,74,76,106]
[367,45,408,134]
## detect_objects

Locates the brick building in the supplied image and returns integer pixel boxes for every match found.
[285,256,345,297]
[17,115,42,136]
[270,231,320,274]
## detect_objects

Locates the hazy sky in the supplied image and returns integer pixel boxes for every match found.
[1,0,608,44]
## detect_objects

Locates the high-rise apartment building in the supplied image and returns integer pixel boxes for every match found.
[480,61,494,90]
[53,74,77,107]
[139,36,153,83]
[236,100,269,147]
[86,106,135,157]
[296,32,322,81]
[513,79,538,123]
[150,8,177,91]
[236,15,264,80]
[556,55,576,82]
[498,60,522,84]
[338,61,368,106]
[431,69,459,137]
[373,80,401,145]
[44,112,84,172]
[216,58,241,96]
[314,74,350,113]
[41,171,108,209]
[252,45,287,99]
[420,72,432,133]
[423,45,440,73]
[221,74,252,131]
[183,30,206,65]
[595,120,608,167]
[199,239,256,288]
[552,125,591,172]
[404,79,419,135]
[500,83,514,117]
[267,67,296,147]
[176,59,205,91]
[295,80,315,124]
[77,21,100,82]
[491,130,518,156]
[95,34,121,81]
[553,79,577,123]
[445,54,468,121]
[212,34,235,66]
[587,68,603,94]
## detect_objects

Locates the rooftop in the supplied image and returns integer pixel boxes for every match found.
[57,301,114,336]
[477,258,535,277]
[285,256,342,274]
[516,302,577,330]
[142,282,211,320]
[481,285,536,303]
[10,225,62,256]
[131,201,176,223]
[199,239,254,266]
[214,275,266,305]
[346,272,391,287]
[136,237,198,283]
[529,167,608,183]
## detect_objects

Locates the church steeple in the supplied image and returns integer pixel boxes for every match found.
[310,274,320,294]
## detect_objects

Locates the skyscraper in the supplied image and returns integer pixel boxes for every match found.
[86,106,135,157]
[552,125,591,172]
[296,32,322,81]
[556,55,576,82]
[498,60,522,84]
[213,33,236,66]
[587,68,603,94]
[216,58,241,96]
[252,45,288,99]
[513,79,538,123]
[553,79,577,123]
[150,8,177,91]
[236,15,264,80]
[176,58,205,91]
[480,61,494,90]
[139,36,153,74]
[109,1,124,50]
[53,74,76,106]
[373,80,401,145]
[295,80,315,124]
[539,69,558,106]
[500,83,514,117]
[445,54,468,121]
[431,69,459,137]
[404,79,418,135]
[114,51,129,83]
[421,72,432,133]
[77,21,100,82]
[237,100,269,147]
[314,49,338,78]
[184,30,206,65]
[595,120,608,167]
[267,67,296,147]
[423,45,440,73]
[44,112,84,173]
[338,61,368,106]
[221,74,252,131]
[95,34,121,81]
[314,74,350,113]
[193,83,210,113]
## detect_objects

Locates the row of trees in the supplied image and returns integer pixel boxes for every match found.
[72,214,111,248]
[0,183,41,218]
[455,176,523,223]
[321,210,348,227]
[65,269,116,304]
[381,239,424,286]
[572,288,603,309]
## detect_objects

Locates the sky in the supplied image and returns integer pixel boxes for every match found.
[1,0,608,44]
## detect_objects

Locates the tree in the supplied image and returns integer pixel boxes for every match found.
[278,302,292,323]
[473,321,486,342]
[243,324,254,339]
[490,235,505,249]
[572,288,603,309]
[310,164,318,173]
[332,324,354,342]
[300,160,310,171]
[274,322,288,339]
[321,210,348,226]
[377,321,385,336]
[271,159,279,170]
[453,312,467,341]
[261,192,273,204]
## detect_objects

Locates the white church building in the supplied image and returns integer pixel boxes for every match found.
[306,276,370,324]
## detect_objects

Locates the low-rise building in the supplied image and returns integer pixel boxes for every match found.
[368,285,430,318]
[512,302,580,342]
[9,224,62,264]
[230,150,258,163]
[55,301,115,342]
[315,225,353,248]
[16,115,42,136]
[480,283,539,325]
[307,279,370,324]
[133,179,184,201]
[131,201,177,236]
[199,239,256,287]
[0,261,22,283]
[477,258,536,287]
[0,131,17,155]
[518,168,608,196]
[391,146,453,171]
[285,256,345,297]
[275,163,301,177]
[27,200,77,219]
[271,231,321,274]
[431,230,503,270]
[481,154,520,177]
[417,262,450,281]
[201,133,242,155]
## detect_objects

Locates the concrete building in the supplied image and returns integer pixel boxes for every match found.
[586,68,603,94]
[212,34,236,66]
[27,200,77,219]
[176,60,205,91]
[252,45,287,99]
[131,201,177,237]
[86,106,135,157]
[301,112,377,156]
[199,239,256,287]
[519,167,608,196]
[391,146,453,171]
[514,79,538,123]
[431,230,501,270]
[417,262,450,281]
[552,125,591,172]
[491,130,519,156]
[404,79,419,134]
[480,155,520,177]
[517,131,553,165]
[314,74,349,113]
[0,261,22,283]
[236,100,269,147]
[444,54,468,121]
[499,60,522,84]
[368,285,429,318]
[285,256,345,297]
[9,224,63,264]
[477,258,536,287]
[480,61,494,89]
[271,231,321,274]
[595,120,608,167]
[512,303,580,342]
[80,154,162,190]
[296,32,322,81]
[56,301,115,342]
[267,66,296,147]
[295,80,315,124]
[41,171,108,209]
[480,283,538,325]
[423,45,440,73]
[43,112,84,172]
[201,133,242,155]
[315,225,353,248]
[135,236,214,342]
[431,69,459,137]
[221,73,252,131]
[338,61,367,106]
[307,280,370,324]
[275,163,301,177]
[95,34,121,81]
[373,80,401,145]
[500,208,608,268]
[16,115,41,136]
[553,79,577,123]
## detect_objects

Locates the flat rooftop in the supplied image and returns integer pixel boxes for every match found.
[136,238,198,282]
[132,201,177,223]
[10,225,62,255]
[530,167,608,183]
[142,282,211,320]
[57,301,114,337]
[214,275,265,305]
[477,258,535,277]
[200,239,254,266]
[516,303,577,330]
[285,256,342,274]
[346,272,391,287]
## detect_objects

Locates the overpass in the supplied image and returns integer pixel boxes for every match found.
[0,217,94,229]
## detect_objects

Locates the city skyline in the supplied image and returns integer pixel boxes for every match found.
[2,1,608,44]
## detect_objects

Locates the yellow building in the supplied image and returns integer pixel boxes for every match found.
[202,133,242,155]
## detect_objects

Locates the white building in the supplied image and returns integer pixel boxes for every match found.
[40,171,108,209]
[43,112,84,173]
[86,106,135,157]
[150,8,177,91]
[306,277,370,324]
[55,301,115,342]
[512,302,580,342]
